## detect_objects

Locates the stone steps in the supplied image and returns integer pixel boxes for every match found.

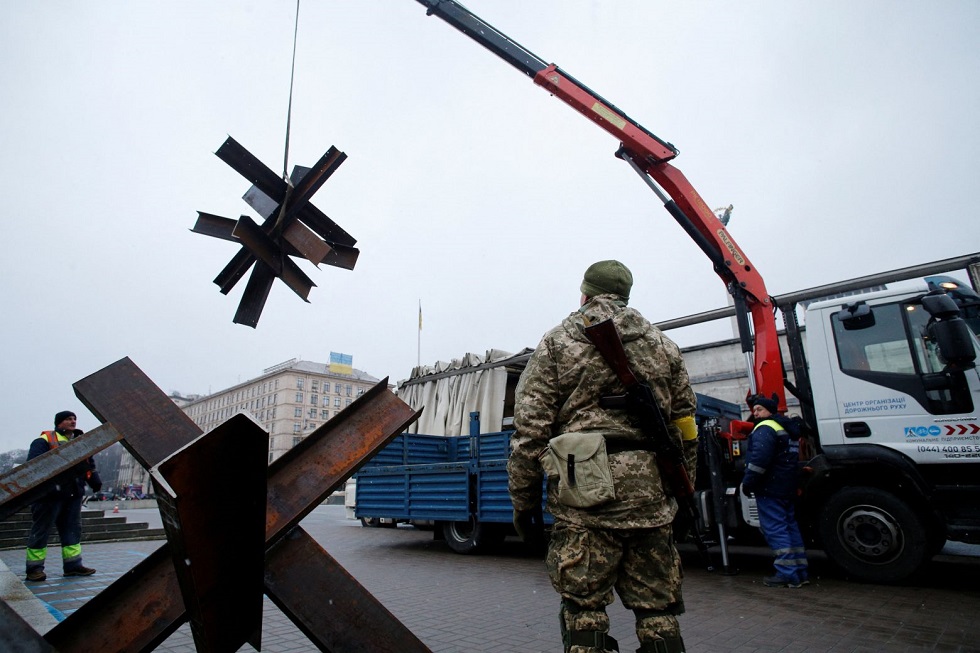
[0,508,165,550]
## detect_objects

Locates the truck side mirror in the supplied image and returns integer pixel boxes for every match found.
[836,302,875,331]
[927,320,976,369]
[923,293,977,369]
[921,292,960,319]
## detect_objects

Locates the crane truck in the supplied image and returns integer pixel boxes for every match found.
[391,0,980,582]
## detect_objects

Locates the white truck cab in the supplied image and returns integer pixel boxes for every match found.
[800,283,980,581]
[807,283,980,457]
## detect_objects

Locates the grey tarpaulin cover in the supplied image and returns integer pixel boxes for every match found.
[396,349,525,436]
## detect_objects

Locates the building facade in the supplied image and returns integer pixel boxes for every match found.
[681,331,803,419]
[115,356,381,493]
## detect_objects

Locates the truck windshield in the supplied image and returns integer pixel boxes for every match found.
[831,300,975,415]
[833,303,915,375]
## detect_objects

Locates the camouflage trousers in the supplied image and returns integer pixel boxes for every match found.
[547,522,685,652]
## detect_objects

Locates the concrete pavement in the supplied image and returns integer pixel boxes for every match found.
[3,504,980,652]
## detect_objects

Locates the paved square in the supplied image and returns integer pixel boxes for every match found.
[4,505,980,652]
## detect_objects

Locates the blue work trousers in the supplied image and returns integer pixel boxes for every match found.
[26,494,84,572]
[756,495,808,583]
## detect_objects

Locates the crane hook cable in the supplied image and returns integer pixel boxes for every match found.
[274,0,302,237]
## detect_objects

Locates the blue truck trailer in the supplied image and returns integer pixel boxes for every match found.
[355,394,743,554]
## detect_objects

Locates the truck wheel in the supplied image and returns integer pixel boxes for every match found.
[441,518,501,554]
[360,517,382,528]
[818,487,929,583]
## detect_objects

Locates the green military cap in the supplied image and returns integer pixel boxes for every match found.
[581,260,633,302]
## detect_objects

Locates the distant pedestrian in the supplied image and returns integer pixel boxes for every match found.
[742,394,809,588]
[24,411,101,582]
[509,260,699,653]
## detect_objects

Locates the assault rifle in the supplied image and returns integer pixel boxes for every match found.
[583,317,714,571]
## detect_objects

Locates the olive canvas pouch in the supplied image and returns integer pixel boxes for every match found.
[540,431,616,508]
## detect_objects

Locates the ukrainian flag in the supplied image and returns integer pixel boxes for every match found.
[329,352,353,375]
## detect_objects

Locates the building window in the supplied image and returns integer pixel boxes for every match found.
[345,399,352,407]
[308,408,317,418]
[308,423,316,430]
[310,394,318,405]
[346,384,352,396]
[334,397,341,407]
[293,423,301,432]
[357,387,365,396]
[270,422,276,433]
[294,407,302,418]
[321,409,329,419]
[311,380,319,391]
[272,407,277,419]
[295,392,304,403]
[335,383,342,394]
[293,436,302,447]
[322,397,330,407]
[297,378,305,389]
[269,451,274,463]
[273,394,278,404]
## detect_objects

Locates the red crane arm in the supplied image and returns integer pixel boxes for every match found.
[416,2,786,408]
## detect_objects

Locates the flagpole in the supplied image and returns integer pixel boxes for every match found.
[417,299,422,367]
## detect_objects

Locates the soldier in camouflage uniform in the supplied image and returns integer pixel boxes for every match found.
[508,260,698,653]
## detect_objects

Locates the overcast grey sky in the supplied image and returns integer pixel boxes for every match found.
[2,1,978,453]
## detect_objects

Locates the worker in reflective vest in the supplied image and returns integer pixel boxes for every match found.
[742,394,809,589]
[24,411,102,582]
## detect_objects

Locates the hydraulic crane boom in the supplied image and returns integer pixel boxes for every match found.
[414,0,786,409]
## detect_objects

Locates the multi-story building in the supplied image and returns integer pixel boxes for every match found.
[115,355,381,492]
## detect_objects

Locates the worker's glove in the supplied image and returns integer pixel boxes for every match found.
[86,470,103,493]
[513,505,545,549]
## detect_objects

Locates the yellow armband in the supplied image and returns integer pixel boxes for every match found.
[671,415,698,441]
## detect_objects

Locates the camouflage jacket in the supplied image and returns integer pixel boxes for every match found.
[507,294,697,529]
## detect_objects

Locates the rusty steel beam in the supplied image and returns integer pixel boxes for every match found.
[232,215,315,300]
[46,546,187,653]
[284,220,332,266]
[236,155,357,250]
[191,212,239,243]
[152,414,268,653]
[320,242,360,270]
[214,136,287,204]
[284,147,347,221]
[73,358,203,469]
[214,243,257,295]
[212,137,356,293]
[265,526,432,653]
[45,360,424,653]
[265,378,422,545]
[195,210,339,269]
[233,261,276,328]
[0,423,121,521]
[297,204,358,249]
[211,138,324,296]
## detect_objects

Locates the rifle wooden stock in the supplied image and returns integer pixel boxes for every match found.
[584,319,640,388]
[584,319,690,493]
[584,318,713,569]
